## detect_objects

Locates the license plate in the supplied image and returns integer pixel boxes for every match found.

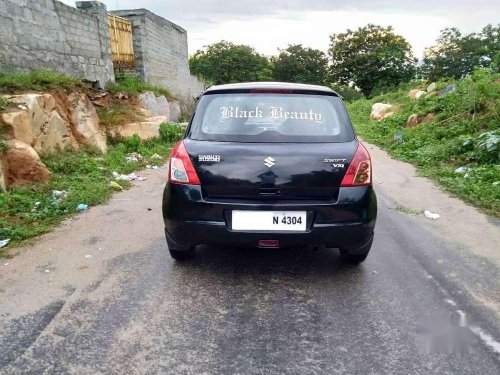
[232,210,307,232]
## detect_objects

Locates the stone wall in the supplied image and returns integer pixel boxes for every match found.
[0,0,114,87]
[111,9,205,98]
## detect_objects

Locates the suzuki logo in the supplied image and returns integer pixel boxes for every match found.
[264,156,275,168]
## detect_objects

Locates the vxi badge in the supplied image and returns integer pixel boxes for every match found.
[324,158,346,168]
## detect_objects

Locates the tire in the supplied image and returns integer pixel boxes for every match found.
[165,229,195,261]
[340,235,373,264]
[169,248,194,261]
[340,251,369,264]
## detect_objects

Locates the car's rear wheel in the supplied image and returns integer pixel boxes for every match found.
[169,248,195,261]
[340,236,373,264]
[166,230,195,261]
[340,251,369,264]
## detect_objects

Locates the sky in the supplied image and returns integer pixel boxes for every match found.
[60,0,499,59]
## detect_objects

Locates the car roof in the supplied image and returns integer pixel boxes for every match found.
[203,82,339,96]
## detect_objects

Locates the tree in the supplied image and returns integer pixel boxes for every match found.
[271,44,328,85]
[189,41,272,85]
[420,24,500,80]
[328,24,416,97]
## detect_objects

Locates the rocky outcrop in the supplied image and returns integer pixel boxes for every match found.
[112,116,168,139]
[427,82,437,93]
[67,92,107,153]
[138,91,181,122]
[139,92,159,116]
[406,114,419,127]
[2,140,51,188]
[156,96,170,118]
[408,89,426,99]
[406,112,436,128]
[1,92,108,155]
[2,94,79,154]
[0,91,109,188]
[0,161,6,192]
[370,103,394,121]
[420,112,436,124]
[169,101,181,122]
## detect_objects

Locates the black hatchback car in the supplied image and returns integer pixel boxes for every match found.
[162,82,377,263]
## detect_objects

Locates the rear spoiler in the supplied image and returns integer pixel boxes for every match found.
[200,88,340,97]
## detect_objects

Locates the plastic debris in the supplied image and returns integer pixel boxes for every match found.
[112,171,146,181]
[32,201,42,212]
[109,181,124,191]
[45,269,51,273]
[76,203,88,212]
[454,166,470,174]
[150,153,162,160]
[0,239,11,248]
[3,263,9,266]
[52,190,68,202]
[146,165,160,170]
[424,210,440,220]
[125,152,143,163]
[85,254,92,259]
[437,84,457,96]
[393,130,404,143]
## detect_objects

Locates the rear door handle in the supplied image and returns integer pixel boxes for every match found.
[259,187,280,196]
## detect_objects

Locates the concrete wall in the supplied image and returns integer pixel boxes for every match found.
[0,0,114,87]
[111,9,205,98]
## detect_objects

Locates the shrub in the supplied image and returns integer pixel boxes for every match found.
[96,102,144,128]
[346,68,500,216]
[476,130,500,163]
[106,73,174,99]
[124,134,142,152]
[159,122,184,143]
[329,84,364,102]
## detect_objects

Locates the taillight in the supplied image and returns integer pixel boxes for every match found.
[340,142,372,186]
[168,141,201,185]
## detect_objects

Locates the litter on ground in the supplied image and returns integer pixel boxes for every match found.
[76,203,88,212]
[424,210,440,220]
[125,152,143,163]
[0,239,11,248]
[109,181,124,191]
[112,171,146,181]
[51,190,68,202]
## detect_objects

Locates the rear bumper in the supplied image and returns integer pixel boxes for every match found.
[162,184,377,250]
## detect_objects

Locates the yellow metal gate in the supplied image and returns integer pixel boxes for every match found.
[108,14,135,68]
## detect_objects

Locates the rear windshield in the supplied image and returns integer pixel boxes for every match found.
[188,93,355,143]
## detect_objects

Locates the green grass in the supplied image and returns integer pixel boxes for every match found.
[106,74,175,100]
[0,136,179,256]
[0,70,81,93]
[0,96,13,111]
[96,102,144,128]
[347,69,500,216]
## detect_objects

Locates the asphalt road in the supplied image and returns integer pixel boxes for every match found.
[1,144,499,374]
